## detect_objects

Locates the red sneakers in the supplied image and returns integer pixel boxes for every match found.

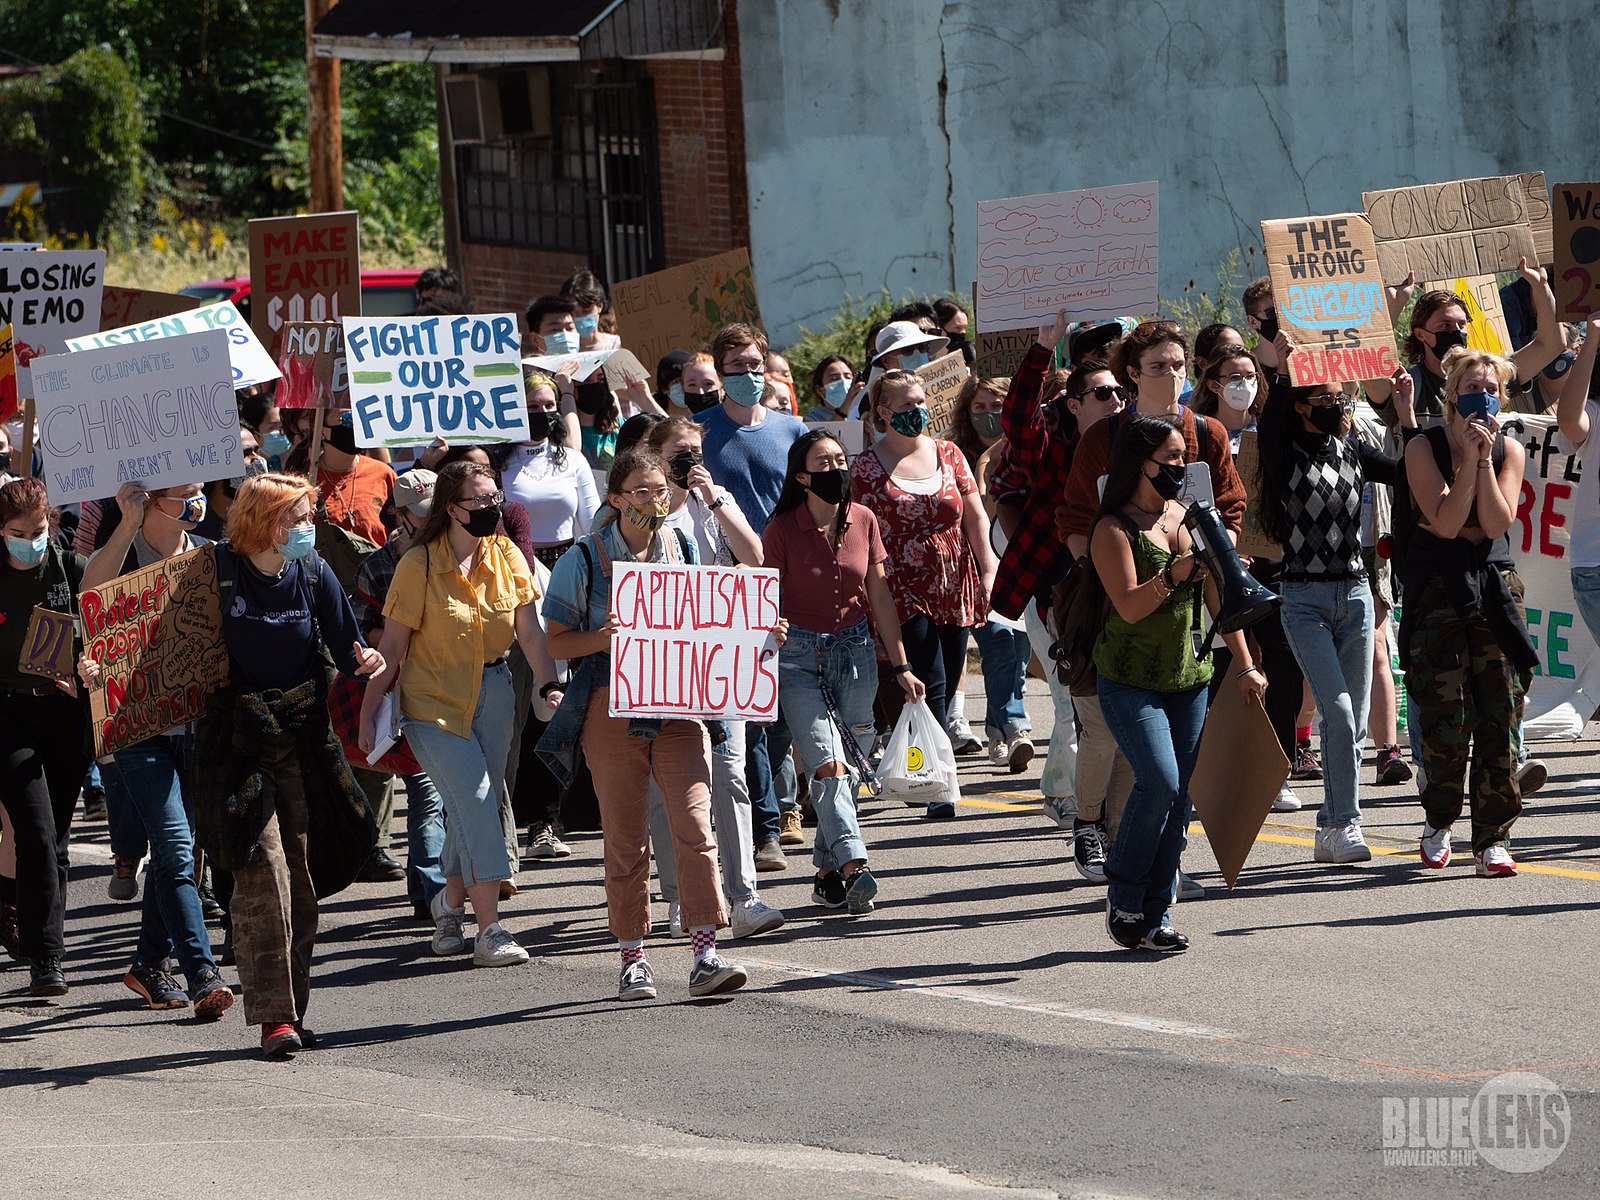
[261,1022,303,1057]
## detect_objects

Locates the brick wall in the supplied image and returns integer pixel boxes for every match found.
[459,242,589,324]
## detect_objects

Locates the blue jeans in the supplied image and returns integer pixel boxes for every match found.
[102,736,214,989]
[1097,679,1208,934]
[403,663,516,887]
[972,619,1032,740]
[102,756,149,862]
[1024,604,1077,799]
[780,622,878,872]
[401,771,446,910]
[1279,578,1374,829]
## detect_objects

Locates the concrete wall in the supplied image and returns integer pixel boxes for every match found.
[739,0,1598,346]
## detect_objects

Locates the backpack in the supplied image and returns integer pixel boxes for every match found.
[314,499,381,594]
[1049,515,1137,695]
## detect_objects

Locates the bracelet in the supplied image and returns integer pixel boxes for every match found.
[1478,459,1493,468]
[539,680,563,700]
[1236,665,1264,679]
[893,663,913,674]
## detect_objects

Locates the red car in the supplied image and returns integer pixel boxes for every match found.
[180,268,423,325]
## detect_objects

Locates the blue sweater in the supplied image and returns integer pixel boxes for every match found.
[692,404,806,534]
[221,552,365,692]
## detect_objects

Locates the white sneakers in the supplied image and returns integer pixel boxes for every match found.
[473,922,530,967]
[430,892,467,955]
[987,734,1035,774]
[1175,872,1206,901]
[727,897,786,940]
[1271,784,1302,813]
[1420,823,1452,869]
[1475,843,1518,877]
[1314,822,1372,864]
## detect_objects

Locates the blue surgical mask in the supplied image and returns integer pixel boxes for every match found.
[6,533,48,567]
[277,524,317,561]
[824,378,851,409]
[723,371,765,408]
[544,329,580,355]
[668,382,685,408]
[897,349,931,372]
[262,430,293,460]
[574,313,599,339]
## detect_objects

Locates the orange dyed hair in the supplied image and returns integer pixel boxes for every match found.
[226,472,317,555]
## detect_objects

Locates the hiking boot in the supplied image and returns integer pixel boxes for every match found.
[778,810,804,845]
[1375,745,1413,785]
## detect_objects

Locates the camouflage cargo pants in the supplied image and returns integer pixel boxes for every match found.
[1406,572,1531,854]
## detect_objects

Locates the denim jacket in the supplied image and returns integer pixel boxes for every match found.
[535,522,727,787]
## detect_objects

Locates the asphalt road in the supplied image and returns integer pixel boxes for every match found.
[4,679,1599,1199]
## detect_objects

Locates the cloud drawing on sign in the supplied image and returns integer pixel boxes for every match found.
[1024,227,1060,246]
[993,211,1036,232]
[1113,198,1153,223]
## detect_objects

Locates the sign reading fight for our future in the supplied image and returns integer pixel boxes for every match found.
[342,314,529,448]
[32,329,243,504]
[976,181,1158,332]
[1261,214,1397,386]
[66,301,281,390]
[608,564,781,721]
[0,249,105,397]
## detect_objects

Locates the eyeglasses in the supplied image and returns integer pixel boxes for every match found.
[1069,384,1127,403]
[622,486,671,504]
[456,491,505,510]
[724,357,765,373]
[1220,372,1258,384]
[1305,394,1347,408]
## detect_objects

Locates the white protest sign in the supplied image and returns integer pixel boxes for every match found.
[809,419,865,458]
[608,563,781,721]
[977,181,1158,332]
[66,301,280,390]
[31,329,242,504]
[522,349,614,378]
[343,313,528,448]
[0,249,106,397]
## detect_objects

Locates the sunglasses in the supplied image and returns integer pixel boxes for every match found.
[1068,384,1127,404]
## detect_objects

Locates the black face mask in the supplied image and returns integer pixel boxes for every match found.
[668,449,703,488]
[460,504,501,538]
[684,389,721,414]
[324,424,358,455]
[1257,312,1280,343]
[574,379,611,416]
[1306,403,1346,436]
[1147,460,1186,501]
[1428,328,1467,360]
[804,468,849,505]
[526,410,558,442]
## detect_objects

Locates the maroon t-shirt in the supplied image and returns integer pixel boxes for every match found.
[761,503,887,635]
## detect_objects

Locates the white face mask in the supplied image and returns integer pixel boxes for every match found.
[1222,378,1258,412]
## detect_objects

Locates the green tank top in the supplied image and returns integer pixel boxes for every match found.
[1092,530,1213,693]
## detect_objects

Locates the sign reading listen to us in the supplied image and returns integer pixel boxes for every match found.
[1262,213,1397,386]
[608,564,781,721]
[976,181,1158,332]
[342,314,529,448]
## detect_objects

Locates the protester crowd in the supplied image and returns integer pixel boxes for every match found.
[0,250,1587,1057]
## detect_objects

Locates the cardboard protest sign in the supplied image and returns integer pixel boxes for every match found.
[600,348,651,392]
[18,607,76,682]
[522,349,614,380]
[974,328,1037,378]
[1362,175,1539,281]
[0,323,15,424]
[275,321,348,409]
[915,350,971,434]
[248,211,361,358]
[67,300,281,391]
[1262,214,1398,385]
[976,181,1158,333]
[1519,171,1554,265]
[32,329,242,504]
[81,545,229,756]
[1421,275,1511,355]
[100,286,201,330]
[1232,431,1280,561]
[343,314,529,448]
[0,249,105,397]
[613,249,761,370]
[608,563,781,721]
[1188,693,1288,887]
[1552,182,1600,320]
[808,419,865,458]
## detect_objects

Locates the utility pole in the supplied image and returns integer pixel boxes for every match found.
[305,0,343,211]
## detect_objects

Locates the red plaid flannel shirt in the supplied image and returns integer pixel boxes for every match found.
[991,343,1076,620]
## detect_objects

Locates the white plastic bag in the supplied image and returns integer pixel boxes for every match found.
[878,697,961,805]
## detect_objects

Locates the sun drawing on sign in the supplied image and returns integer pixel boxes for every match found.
[1072,196,1105,230]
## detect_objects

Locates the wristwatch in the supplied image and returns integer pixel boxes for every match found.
[893,663,913,674]
[708,495,725,510]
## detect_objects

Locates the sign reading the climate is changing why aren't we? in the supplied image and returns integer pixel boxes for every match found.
[32,328,244,504]
[977,181,1158,332]
[342,314,529,448]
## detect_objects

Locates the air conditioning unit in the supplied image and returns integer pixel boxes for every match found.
[498,67,553,138]
[445,69,551,145]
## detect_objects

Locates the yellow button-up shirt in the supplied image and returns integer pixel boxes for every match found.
[385,534,539,737]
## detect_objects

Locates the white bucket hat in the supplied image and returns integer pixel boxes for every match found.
[872,320,949,364]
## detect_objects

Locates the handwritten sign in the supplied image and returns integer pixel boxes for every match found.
[343,314,529,448]
[276,321,348,409]
[0,323,15,424]
[100,286,201,329]
[976,181,1158,333]
[1232,431,1280,561]
[66,300,281,391]
[608,563,781,720]
[18,607,76,682]
[915,350,972,434]
[0,249,105,398]
[32,329,243,504]
[1420,275,1511,355]
[249,211,361,358]
[1519,171,1554,265]
[1262,214,1397,385]
[1552,182,1600,319]
[601,348,651,392]
[974,327,1037,378]
[1362,175,1540,281]
[82,545,229,756]
[613,249,761,369]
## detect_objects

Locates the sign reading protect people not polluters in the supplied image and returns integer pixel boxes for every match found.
[341,314,530,448]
